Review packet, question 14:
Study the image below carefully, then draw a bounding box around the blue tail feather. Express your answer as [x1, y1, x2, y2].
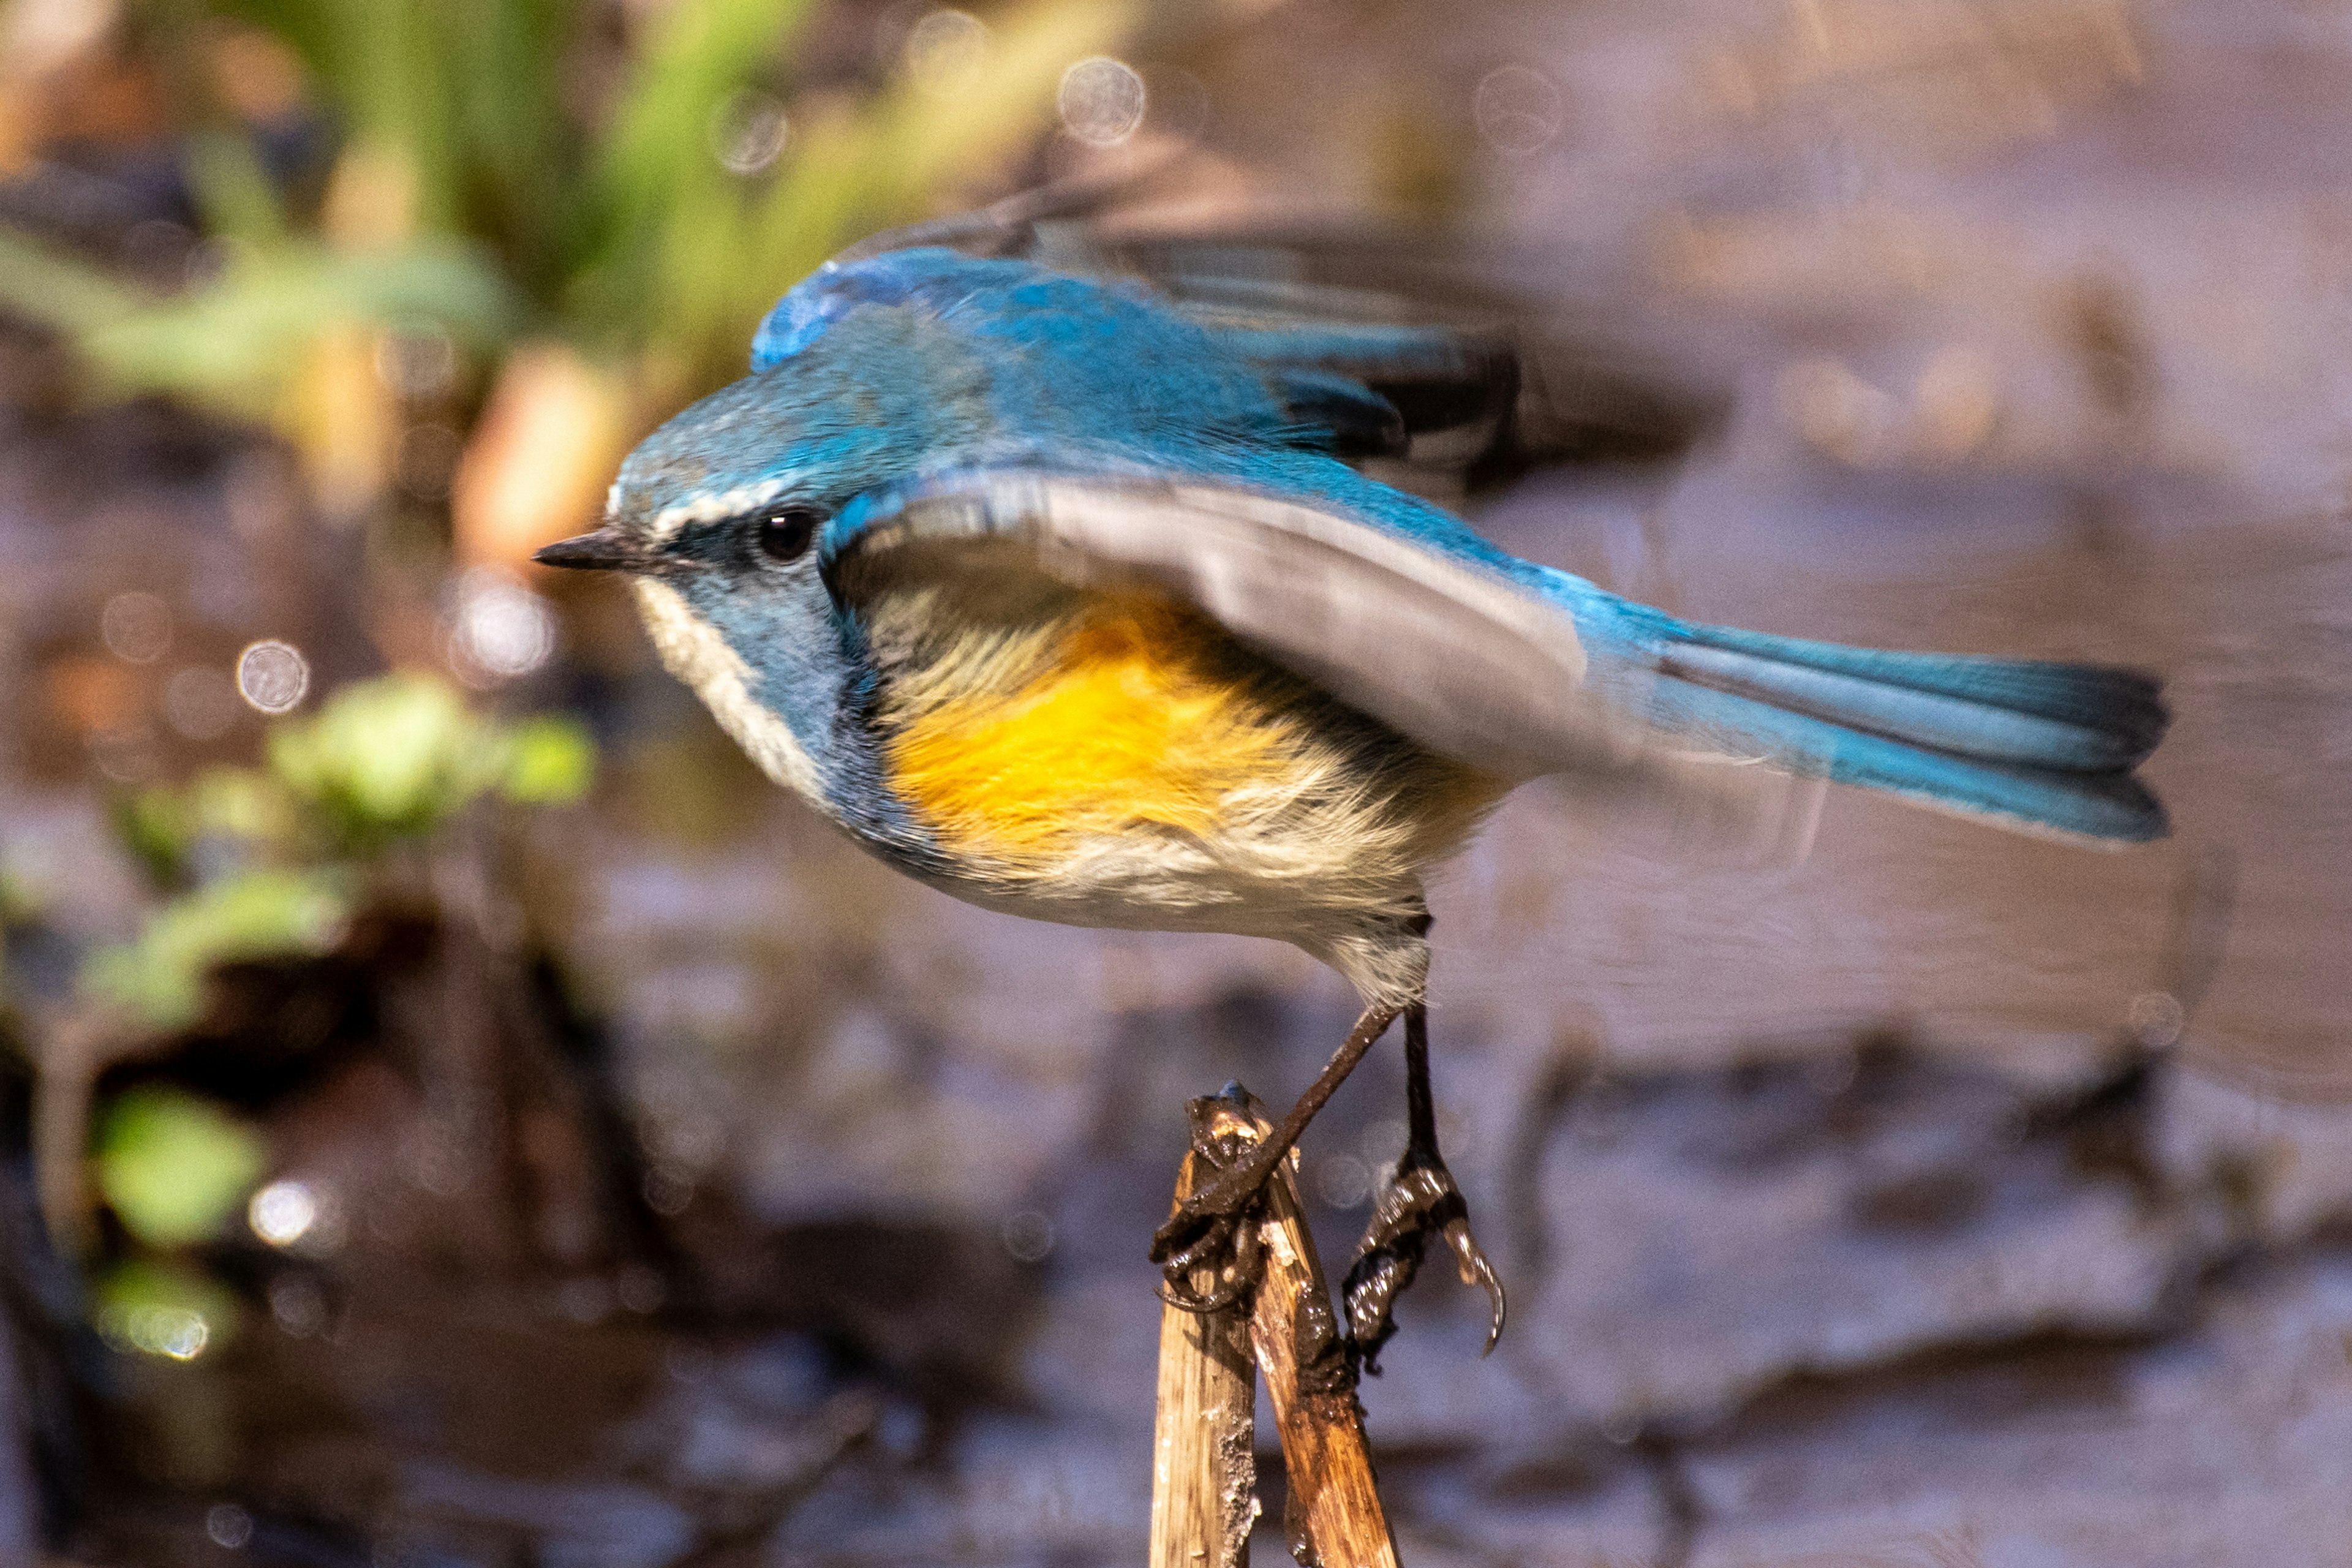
[1668, 624, 2166, 769]
[1622, 622, 2170, 844]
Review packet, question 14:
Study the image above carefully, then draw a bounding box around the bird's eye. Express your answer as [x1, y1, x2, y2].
[753, 505, 823, 565]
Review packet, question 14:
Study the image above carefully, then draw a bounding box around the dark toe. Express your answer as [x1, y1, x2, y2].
[1341, 1158, 1507, 1371]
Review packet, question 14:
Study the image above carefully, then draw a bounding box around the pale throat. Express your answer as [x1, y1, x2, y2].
[630, 578, 829, 809]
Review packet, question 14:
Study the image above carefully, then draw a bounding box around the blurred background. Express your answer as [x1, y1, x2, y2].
[1, 0, 2349, 1562]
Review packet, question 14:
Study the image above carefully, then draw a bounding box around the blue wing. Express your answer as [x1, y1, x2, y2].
[764, 212, 1727, 480]
[823, 466, 2169, 848]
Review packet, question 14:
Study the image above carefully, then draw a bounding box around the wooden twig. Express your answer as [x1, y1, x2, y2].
[1229, 1102, 1399, 1568]
[1150, 1102, 1259, 1568]
[1153, 1090, 1400, 1568]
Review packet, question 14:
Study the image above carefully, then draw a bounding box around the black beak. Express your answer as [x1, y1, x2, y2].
[533, 527, 643, 573]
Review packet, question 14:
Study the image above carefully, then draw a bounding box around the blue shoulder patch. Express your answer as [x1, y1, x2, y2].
[752, 247, 1302, 455]
[750, 248, 1126, 371]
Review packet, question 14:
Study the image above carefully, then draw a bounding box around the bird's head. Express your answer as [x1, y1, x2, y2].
[531, 301, 998, 804]
[532, 246, 1281, 805]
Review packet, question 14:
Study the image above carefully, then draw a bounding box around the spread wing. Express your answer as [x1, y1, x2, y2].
[823, 469, 1824, 860]
[1082, 229, 1728, 483]
[820, 172, 1728, 489]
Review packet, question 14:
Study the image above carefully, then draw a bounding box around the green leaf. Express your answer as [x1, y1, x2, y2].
[105, 768, 296, 892]
[263, 674, 600, 845]
[0, 869, 37, 925]
[266, 672, 498, 842]
[77, 239, 517, 417]
[83, 867, 348, 1031]
[596, 0, 1136, 386]
[439, 0, 585, 295]
[0, 229, 145, 338]
[598, 0, 817, 224]
[187, 766, 299, 847]
[215, 0, 589, 297]
[94, 1088, 270, 1250]
[499, 715, 597, 806]
[110, 786, 196, 890]
[304, 0, 461, 233]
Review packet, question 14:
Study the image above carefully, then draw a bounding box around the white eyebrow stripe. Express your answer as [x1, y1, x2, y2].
[647, 477, 788, 542]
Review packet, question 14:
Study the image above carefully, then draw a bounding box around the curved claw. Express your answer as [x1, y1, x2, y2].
[1153, 1215, 1234, 1277]
[1158, 1270, 1249, 1314]
[1341, 1158, 1509, 1372]
[1442, 1213, 1507, 1354]
[1158, 1203, 1266, 1316]
[1149, 1213, 1200, 1265]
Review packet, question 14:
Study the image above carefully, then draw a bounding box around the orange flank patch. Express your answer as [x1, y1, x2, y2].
[884, 598, 1302, 863]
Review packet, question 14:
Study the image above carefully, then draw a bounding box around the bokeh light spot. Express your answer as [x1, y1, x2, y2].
[249, 1180, 319, 1247]
[206, 1503, 254, 1550]
[101, 590, 172, 664]
[617, 1266, 666, 1314]
[448, 568, 557, 685]
[711, 90, 789, 175]
[374, 326, 457, 401]
[1785, 358, 1903, 467]
[1057, 56, 1146, 146]
[102, 1303, 211, 1361]
[88, 729, 157, 785]
[904, 9, 988, 96]
[1359, 1117, 1408, 1167]
[268, 1275, 326, 1337]
[1001, 1210, 1056, 1262]
[237, 641, 311, 714]
[397, 423, 464, 500]
[644, 1166, 694, 1216]
[2130, 990, 2186, 1049]
[559, 1277, 613, 1324]
[183, 235, 244, 289]
[1315, 1153, 1371, 1209]
[1474, 64, 1566, 154]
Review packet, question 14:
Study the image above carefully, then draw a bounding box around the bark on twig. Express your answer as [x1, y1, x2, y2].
[1149, 1106, 1258, 1568]
[1226, 1106, 1398, 1568]
[1153, 1091, 1400, 1568]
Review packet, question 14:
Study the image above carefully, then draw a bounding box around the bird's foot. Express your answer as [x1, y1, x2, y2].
[1150, 1106, 1283, 1314]
[1341, 1153, 1506, 1375]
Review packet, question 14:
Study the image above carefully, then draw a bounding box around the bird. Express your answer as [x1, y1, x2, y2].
[536, 230, 2169, 1372]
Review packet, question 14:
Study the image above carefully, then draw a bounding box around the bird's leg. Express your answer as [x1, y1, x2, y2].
[1150, 1001, 1403, 1295]
[1341, 1003, 1507, 1374]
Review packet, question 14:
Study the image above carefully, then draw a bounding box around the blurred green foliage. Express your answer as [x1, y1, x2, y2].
[6, 0, 1133, 1368]
[501, 712, 600, 805]
[267, 672, 593, 850]
[83, 867, 347, 1030]
[74, 673, 594, 1354]
[94, 1086, 269, 1249]
[0, 0, 1131, 420]
[86, 673, 594, 1029]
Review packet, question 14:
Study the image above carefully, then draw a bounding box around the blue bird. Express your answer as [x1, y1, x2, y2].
[537, 239, 2167, 1368]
